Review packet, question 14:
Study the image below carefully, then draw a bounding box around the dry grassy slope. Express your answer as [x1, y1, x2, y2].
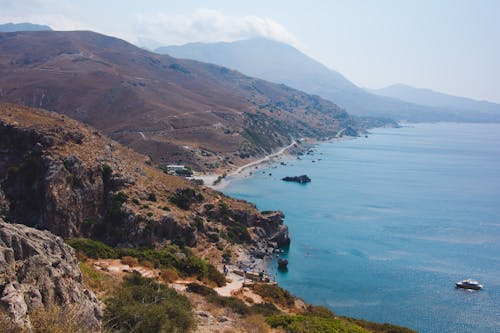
[0, 30, 356, 171]
[0, 103, 288, 260]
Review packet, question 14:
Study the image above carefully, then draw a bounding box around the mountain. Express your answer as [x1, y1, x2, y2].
[0, 31, 357, 172]
[0, 22, 52, 32]
[371, 84, 500, 121]
[157, 39, 500, 122]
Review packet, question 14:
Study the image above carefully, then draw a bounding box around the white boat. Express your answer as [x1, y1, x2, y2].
[455, 279, 483, 290]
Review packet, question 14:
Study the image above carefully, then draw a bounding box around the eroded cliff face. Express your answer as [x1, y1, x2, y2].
[0, 218, 102, 329]
[0, 103, 290, 254]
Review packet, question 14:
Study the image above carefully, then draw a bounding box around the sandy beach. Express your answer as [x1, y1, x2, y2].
[194, 140, 298, 190]
[194, 134, 355, 190]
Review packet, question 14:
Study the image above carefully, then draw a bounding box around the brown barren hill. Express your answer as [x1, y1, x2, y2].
[0, 103, 289, 258]
[0, 30, 357, 171]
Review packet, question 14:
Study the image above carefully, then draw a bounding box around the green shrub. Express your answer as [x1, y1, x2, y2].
[105, 274, 194, 333]
[169, 188, 204, 210]
[194, 215, 204, 230]
[204, 203, 215, 210]
[222, 249, 232, 262]
[207, 232, 220, 243]
[186, 283, 217, 296]
[305, 305, 336, 318]
[132, 198, 140, 205]
[67, 238, 117, 259]
[226, 224, 251, 244]
[253, 283, 295, 308]
[102, 164, 113, 185]
[249, 302, 280, 316]
[342, 318, 418, 333]
[147, 192, 157, 202]
[266, 314, 370, 333]
[207, 264, 226, 287]
[218, 201, 230, 215]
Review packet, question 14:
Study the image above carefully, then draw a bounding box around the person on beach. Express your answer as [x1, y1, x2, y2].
[259, 270, 264, 281]
[223, 264, 228, 276]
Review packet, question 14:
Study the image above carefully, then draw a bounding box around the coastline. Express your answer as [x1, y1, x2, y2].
[193, 140, 299, 190]
[194, 136, 355, 190]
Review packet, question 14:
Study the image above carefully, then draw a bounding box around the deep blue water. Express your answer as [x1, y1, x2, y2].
[223, 123, 500, 333]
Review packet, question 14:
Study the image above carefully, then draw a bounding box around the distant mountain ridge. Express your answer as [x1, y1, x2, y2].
[157, 39, 500, 122]
[0, 22, 52, 32]
[371, 83, 500, 116]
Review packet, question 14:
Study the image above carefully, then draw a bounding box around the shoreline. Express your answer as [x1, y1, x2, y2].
[194, 135, 354, 190]
[193, 139, 300, 190]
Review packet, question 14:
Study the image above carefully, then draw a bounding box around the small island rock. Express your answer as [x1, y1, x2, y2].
[281, 175, 311, 183]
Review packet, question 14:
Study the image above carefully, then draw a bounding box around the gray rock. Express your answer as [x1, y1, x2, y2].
[0, 219, 102, 329]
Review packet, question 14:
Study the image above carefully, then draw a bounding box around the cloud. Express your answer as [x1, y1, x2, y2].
[134, 9, 300, 48]
[0, 0, 91, 31]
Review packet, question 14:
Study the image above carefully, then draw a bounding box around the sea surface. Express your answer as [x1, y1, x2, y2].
[223, 123, 500, 333]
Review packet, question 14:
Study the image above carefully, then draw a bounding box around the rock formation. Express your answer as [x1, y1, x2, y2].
[282, 175, 311, 183]
[0, 218, 102, 329]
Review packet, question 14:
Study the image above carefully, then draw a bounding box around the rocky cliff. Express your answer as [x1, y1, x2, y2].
[0, 218, 102, 329]
[0, 103, 289, 255]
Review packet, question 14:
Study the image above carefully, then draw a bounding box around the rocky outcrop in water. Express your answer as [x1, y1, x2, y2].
[282, 175, 311, 183]
[0, 218, 102, 329]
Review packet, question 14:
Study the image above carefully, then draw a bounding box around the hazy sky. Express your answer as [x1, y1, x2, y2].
[1, 0, 499, 103]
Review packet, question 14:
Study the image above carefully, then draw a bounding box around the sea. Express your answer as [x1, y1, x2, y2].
[222, 123, 500, 333]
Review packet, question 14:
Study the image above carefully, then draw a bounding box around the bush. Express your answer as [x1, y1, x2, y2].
[342, 318, 418, 333]
[250, 303, 280, 316]
[226, 224, 251, 244]
[305, 305, 336, 318]
[147, 192, 157, 202]
[79, 262, 118, 293]
[253, 284, 295, 308]
[121, 256, 139, 267]
[169, 188, 204, 210]
[207, 232, 220, 243]
[67, 238, 117, 259]
[266, 314, 370, 333]
[160, 268, 180, 283]
[194, 215, 204, 230]
[29, 304, 100, 333]
[186, 282, 217, 296]
[102, 164, 113, 185]
[105, 274, 194, 333]
[207, 264, 226, 287]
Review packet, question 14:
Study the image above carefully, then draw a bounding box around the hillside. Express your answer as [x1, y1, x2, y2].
[0, 31, 358, 172]
[157, 38, 500, 122]
[0, 103, 289, 255]
[371, 84, 500, 122]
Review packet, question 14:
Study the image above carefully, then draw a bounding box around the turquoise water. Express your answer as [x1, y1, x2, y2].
[223, 123, 500, 333]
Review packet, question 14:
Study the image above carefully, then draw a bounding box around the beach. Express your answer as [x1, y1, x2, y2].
[194, 140, 298, 190]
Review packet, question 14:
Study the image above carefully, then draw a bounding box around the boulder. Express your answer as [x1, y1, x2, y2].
[0, 219, 102, 329]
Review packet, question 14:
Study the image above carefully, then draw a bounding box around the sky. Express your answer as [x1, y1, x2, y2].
[1, 0, 499, 103]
